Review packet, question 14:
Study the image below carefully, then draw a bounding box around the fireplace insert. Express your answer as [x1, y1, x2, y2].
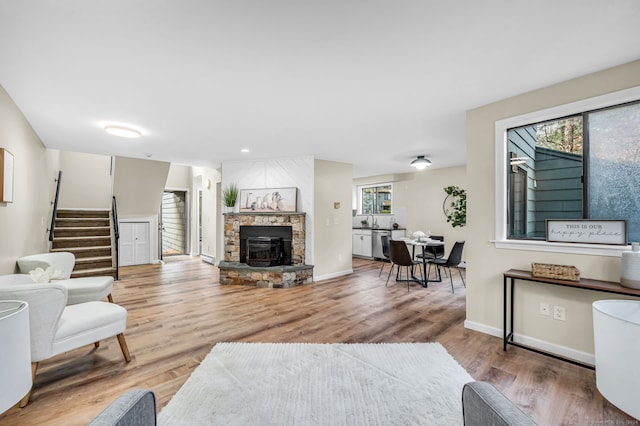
[246, 236, 283, 267]
[240, 225, 292, 266]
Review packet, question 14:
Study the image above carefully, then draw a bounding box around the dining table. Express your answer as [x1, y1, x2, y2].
[402, 238, 445, 287]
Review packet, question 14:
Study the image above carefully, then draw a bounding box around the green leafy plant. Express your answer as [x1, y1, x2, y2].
[222, 183, 239, 208]
[443, 185, 466, 227]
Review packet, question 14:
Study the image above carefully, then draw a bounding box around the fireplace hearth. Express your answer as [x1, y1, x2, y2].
[220, 212, 313, 288]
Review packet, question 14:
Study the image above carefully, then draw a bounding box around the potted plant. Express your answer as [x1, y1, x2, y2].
[222, 183, 239, 213]
[443, 185, 466, 227]
[360, 219, 369, 228]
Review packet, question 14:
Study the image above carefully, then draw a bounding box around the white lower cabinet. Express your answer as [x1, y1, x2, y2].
[352, 229, 373, 257]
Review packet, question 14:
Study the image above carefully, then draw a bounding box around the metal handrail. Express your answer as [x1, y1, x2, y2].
[48, 171, 63, 242]
[112, 196, 120, 280]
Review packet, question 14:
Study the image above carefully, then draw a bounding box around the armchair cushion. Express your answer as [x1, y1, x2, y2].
[56, 276, 114, 305]
[53, 301, 127, 356]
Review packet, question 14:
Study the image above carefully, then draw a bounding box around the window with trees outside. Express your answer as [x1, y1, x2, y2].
[507, 100, 640, 243]
[360, 184, 392, 215]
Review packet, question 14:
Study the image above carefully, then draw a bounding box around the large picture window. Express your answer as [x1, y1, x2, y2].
[506, 101, 640, 243]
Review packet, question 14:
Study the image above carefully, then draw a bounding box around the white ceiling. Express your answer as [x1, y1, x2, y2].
[1, 1, 639, 178]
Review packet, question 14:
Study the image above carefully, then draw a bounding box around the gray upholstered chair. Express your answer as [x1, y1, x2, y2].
[462, 381, 536, 425]
[89, 389, 156, 426]
[17, 252, 114, 304]
[0, 278, 131, 407]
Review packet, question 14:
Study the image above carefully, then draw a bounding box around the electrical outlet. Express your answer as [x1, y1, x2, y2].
[539, 302, 550, 316]
[553, 305, 566, 321]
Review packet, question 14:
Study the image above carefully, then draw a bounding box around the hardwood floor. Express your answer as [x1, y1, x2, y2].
[1, 257, 634, 425]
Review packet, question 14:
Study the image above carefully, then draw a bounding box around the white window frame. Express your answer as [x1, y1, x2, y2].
[493, 86, 640, 257]
[358, 182, 393, 215]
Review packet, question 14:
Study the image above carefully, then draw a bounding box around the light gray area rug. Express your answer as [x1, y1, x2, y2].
[159, 342, 474, 425]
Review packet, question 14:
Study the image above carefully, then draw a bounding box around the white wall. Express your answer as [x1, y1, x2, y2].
[221, 156, 315, 265]
[191, 167, 220, 258]
[465, 59, 640, 363]
[0, 84, 60, 273]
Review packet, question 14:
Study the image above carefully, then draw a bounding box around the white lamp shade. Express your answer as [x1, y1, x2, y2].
[0, 301, 31, 413]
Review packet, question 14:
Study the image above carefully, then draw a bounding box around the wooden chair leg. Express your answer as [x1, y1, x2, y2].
[117, 333, 132, 362]
[107, 293, 114, 303]
[19, 362, 39, 408]
[95, 341, 100, 348]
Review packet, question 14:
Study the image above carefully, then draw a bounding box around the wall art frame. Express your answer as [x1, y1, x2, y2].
[239, 187, 297, 212]
[546, 219, 627, 245]
[0, 148, 14, 203]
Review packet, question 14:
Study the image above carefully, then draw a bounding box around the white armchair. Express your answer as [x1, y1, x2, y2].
[17, 252, 114, 304]
[0, 278, 131, 407]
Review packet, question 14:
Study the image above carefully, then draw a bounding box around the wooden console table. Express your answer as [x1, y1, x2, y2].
[503, 269, 640, 369]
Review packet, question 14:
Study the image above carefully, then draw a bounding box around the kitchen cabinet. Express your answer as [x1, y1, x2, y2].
[352, 229, 372, 257]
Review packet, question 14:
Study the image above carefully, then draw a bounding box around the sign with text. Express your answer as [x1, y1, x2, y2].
[546, 220, 627, 245]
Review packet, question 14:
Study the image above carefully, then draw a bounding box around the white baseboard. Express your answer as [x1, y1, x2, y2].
[464, 320, 595, 366]
[200, 254, 215, 265]
[314, 269, 353, 282]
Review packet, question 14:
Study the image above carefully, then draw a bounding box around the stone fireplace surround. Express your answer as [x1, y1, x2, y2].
[219, 212, 313, 288]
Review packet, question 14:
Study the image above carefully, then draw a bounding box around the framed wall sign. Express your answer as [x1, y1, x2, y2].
[0, 148, 14, 203]
[546, 219, 627, 245]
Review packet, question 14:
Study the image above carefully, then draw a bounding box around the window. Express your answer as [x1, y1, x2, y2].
[506, 101, 640, 243]
[359, 184, 392, 214]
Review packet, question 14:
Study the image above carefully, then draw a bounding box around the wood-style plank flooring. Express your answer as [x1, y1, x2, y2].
[1, 257, 634, 425]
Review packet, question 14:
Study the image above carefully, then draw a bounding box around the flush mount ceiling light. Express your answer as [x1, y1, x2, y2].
[410, 155, 432, 170]
[240, 148, 250, 153]
[104, 125, 142, 138]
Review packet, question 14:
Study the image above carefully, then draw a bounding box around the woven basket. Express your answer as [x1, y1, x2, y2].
[531, 263, 580, 281]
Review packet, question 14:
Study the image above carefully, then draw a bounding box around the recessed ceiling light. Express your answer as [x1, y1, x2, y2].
[240, 148, 250, 153]
[104, 125, 142, 138]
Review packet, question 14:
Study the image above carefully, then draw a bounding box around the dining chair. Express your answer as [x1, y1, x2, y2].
[386, 240, 424, 291]
[378, 235, 391, 277]
[427, 240, 465, 293]
[414, 235, 445, 261]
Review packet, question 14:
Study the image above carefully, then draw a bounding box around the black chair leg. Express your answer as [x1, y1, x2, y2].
[385, 264, 395, 287]
[448, 266, 455, 293]
[378, 260, 387, 277]
[458, 267, 466, 287]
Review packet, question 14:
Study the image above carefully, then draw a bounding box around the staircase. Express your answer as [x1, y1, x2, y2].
[51, 209, 117, 279]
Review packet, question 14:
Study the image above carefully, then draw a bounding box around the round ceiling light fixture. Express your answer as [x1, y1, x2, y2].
[410, 155, 432, 170]
[104, 125, 142, 138]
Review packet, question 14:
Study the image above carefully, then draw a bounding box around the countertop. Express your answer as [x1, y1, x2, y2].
[352, 227, 406, 231]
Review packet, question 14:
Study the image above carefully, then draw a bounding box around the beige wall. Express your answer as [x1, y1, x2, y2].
[0, 85, 60, 273]
[313, 160, 353, 279]
[112, 156, 171, 263]
[58, 151, 112, 209]
[165, 164, 192, 189]
[393, 166, 467, 256]
[466, 60, 640, 361]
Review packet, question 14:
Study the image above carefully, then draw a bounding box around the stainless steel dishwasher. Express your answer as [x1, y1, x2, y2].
[371, 230, 390, 260]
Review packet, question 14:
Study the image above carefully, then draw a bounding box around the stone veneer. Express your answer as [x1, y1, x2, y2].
[220, 212, 313, 287]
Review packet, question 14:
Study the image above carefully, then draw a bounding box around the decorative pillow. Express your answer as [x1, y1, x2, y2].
[29, 267, 64, 283]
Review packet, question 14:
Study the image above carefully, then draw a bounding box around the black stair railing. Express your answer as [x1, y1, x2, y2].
[112, 196, 120, 280]
[48, 171, 63, 242]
